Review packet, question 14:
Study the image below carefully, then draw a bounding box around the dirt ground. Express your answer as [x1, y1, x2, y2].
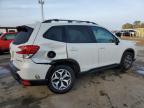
[0, 46, 144, 108]
[121, 36, 144, 46]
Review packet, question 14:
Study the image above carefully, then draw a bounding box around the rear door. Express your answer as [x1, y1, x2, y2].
[66, 25, 99, 72]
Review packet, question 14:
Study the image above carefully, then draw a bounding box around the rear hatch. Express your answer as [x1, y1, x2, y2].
[10, 22, 41, 68]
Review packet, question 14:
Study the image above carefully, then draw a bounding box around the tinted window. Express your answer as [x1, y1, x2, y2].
[4, 33, 16, 40]
[92, 26, 115, 43]
[43, 26, 64, 42]
[13, 26, 33, 45]
[66, 26, 95, 43]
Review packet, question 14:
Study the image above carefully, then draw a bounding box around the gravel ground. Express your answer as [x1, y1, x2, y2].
[0, 46, 144, 108]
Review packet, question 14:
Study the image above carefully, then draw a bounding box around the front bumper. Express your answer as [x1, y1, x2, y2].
[8, 61, 47, 86]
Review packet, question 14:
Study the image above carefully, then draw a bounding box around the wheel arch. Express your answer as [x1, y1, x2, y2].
[120, 48, 135, 63]
[45, 59, 81, 79]
[123, 48, 135, 58]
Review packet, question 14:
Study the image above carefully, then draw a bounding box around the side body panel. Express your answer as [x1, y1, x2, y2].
[32, 24, 67, 64]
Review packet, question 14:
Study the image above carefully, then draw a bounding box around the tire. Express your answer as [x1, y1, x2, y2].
[47, 65, 75, 94]
[0, 50, 3, 55]
[120, 52, 134, 71]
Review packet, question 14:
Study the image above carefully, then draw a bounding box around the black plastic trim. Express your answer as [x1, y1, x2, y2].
[8, 61, 21, 83]
[80, 64, 119, 75]
[45, 59, 81, 79]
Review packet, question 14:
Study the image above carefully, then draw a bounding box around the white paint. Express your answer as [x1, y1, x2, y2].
[10, 21, 137, 80]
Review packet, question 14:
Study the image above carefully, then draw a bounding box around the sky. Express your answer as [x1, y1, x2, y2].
[0, 0, 144, 30]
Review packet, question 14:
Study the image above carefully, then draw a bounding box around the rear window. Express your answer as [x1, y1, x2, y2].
[13, 26, 33, 45]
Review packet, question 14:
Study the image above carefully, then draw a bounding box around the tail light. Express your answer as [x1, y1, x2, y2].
[16, 45, 40, 55]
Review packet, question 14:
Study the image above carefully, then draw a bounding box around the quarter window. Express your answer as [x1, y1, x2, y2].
[92, 26, 115, 43]
[43, 26, 64, 42]
[66, 26, 95, 43]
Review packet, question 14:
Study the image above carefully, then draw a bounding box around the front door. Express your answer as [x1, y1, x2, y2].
[91, 26, 120, 67]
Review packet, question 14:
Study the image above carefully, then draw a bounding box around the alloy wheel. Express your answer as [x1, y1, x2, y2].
[51, 69, 72, 90]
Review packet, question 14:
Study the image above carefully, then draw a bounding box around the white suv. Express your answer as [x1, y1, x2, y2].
[9, 19, 136, 93]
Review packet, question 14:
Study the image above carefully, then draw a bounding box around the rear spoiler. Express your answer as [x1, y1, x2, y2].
[16, 26, 32, 32]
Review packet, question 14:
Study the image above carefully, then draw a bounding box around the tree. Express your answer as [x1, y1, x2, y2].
[122, 23, 133, 29]
[133, 21, 141, 28]
[122, 21, 144, 29]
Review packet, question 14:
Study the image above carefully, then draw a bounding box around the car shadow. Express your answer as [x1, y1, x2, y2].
[0, 52, 10, 55]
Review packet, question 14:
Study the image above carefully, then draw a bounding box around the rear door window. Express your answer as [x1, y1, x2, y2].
[43, 26, 64, 42]
[13, 26, 33, 45]
[66, 25, 95, 43]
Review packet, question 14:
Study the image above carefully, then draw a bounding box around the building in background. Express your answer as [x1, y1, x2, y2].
[122, 21, 144, 38]
[135, 28, 144, 38]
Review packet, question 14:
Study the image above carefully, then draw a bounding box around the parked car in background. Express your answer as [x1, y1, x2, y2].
[0, 32, 17, 54]
[0, 32, 2, 36]
[115, 31, 122, 37]
[128, 30, 136, 36]
[115, 29, 136, 37]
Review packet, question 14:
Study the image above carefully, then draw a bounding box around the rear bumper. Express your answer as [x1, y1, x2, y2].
[8, 61, 47, 86]
[8, 61, 21, 83]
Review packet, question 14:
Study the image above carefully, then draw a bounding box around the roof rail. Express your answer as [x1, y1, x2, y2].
[43, 19, 97, 25]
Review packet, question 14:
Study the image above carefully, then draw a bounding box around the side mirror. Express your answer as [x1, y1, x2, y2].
[115, 38, 120, 45]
